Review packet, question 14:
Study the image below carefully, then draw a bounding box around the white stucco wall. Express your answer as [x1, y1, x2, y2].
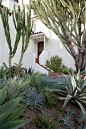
[0, 14, 9, 67]
[48, 31, 76, 69]
[36, 20, 50, 38]
[0, 0, 77, 73]
[2, 0, 9, 8]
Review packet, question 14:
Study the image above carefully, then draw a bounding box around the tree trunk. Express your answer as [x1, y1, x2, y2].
[75, 53, 86, 72]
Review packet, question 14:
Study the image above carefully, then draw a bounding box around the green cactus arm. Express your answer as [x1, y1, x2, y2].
[11, 32, 21, 58]
[1, 7, 12, 53]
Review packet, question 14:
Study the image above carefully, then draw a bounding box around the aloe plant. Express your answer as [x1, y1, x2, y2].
[49, 70, 86, 113]
[0, 87, 32, 129]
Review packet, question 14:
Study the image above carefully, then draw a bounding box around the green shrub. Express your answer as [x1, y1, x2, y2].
[0, 87, 32, 129]
[44, 91, 58, 107]
[35, 114, 57, 129]
[61, 66, 69, 74]
[22, 87, 45, 108]
[46, 55, 62, 73]
[80, 71, 86, 75]
[0, 65, 11, 78]
[45, 55, 75, 74]
[29, 72, 49, 92]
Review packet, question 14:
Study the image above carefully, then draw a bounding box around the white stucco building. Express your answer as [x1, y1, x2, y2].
[0, 0, 76, 74]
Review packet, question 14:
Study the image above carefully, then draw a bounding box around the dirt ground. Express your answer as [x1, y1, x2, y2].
[19, 100, 85, 129]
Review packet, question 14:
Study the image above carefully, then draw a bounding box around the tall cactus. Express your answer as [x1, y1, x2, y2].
[17, 0, 33, 65]
[0, 0, 32, 67]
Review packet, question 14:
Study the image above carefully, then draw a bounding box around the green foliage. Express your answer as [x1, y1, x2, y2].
[77, 113, 85, 125]
[80, 71, 86, 75]
[44, 90, 64, 112]
[0, 87, 32, 129]
[44, 91, 58, 107]
[0, 65, 10, 78]
[23, 73, 31, 81]
[61, 66, 69, 74]
[46, 55, 62, 73]
[0, 76, 30, 102]
[76, 113, 86, 128]
[29, 72, 49, 92]
[22, 87, 45, 108]
[47, 76, 68, 90]
[58, 115, 73, 129]
[48, 70, 86, 113]
[58, 106, 77, 129]
[25, 66, 35, 75]
[10, 63, 26, 77]
[35, 114, 57, 129]
[46, 55, 74, 74]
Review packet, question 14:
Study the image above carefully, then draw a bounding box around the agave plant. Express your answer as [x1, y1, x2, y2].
[25, 66, 35, 75]
[0, 87, 32, 129]
[49, 70, 86, 113]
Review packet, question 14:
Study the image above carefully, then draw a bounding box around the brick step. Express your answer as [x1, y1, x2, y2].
[35, 58, 56, 76]
[35, 58, 39, 63]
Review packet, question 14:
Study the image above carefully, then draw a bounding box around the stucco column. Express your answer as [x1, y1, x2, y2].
[44, 36, 45, 51]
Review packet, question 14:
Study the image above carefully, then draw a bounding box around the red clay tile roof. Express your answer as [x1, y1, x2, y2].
[31, 31, 43, 35]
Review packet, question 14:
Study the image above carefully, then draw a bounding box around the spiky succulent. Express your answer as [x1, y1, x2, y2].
[49, 70, 86, 113]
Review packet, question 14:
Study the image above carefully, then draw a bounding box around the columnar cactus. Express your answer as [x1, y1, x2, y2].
[0, 0, 32, 67]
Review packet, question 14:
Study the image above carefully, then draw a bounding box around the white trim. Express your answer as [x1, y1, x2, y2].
[10, 0, 18, 7]
[31, 32, 49, 40]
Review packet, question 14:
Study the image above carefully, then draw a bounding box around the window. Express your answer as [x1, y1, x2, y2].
[13, 0, 19, 3]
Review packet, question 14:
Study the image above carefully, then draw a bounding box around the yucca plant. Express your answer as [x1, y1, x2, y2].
[0, 76, 30, 102]
[49, 70, 86, 113]
[0, 87, 32, 129]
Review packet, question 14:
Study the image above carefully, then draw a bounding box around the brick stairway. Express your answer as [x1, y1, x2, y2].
[35, 58, 86, 79]
[35, 58, 64, 78]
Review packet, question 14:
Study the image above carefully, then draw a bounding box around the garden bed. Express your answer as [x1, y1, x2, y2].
[19, 100, 84, 129]
[0, 71, 86, 129]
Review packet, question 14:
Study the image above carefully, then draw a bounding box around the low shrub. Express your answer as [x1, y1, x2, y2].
[44, 91, 58, 107]
[29, 72, 49, 92]
[46, 55, 62, 73]
[22, 87, 45, 108]
[45, 55, 75, 74]
[35, 114, 57, 129]
[0, 65, 11, 78]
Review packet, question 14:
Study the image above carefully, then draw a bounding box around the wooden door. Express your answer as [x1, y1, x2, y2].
[38, 41, 44, 57]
